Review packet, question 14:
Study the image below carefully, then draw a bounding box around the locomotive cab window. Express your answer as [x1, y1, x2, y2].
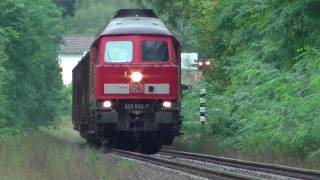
[104, 41, 133, 62]
[142, 41, 168, 62]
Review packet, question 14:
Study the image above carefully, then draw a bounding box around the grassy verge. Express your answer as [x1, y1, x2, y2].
[176, 82, 320, 171]
[169, 134, 320, 170]
[0, 124, 135, 180]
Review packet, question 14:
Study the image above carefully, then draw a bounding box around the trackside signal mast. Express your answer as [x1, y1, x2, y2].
[200, 88, 206, 127]
[197, 58, 212, 127]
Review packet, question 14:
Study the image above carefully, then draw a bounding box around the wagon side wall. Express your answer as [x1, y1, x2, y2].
[72, 53, 91, 130]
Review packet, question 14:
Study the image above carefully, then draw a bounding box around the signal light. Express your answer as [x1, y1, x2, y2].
[197, 59, 212, 70]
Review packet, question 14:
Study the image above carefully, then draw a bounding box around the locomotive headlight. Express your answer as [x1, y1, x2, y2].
[102, 100, 112, 109]
[205, 61, 211, 66]
[162, 101, 172, 109]
[131, 72, 143, 82]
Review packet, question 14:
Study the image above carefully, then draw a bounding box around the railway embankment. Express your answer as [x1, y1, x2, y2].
[176, 84, 320, 171]
[2, 121, 320, 180]
[0, 123, 202, 180]
[0, 126, 135, 180]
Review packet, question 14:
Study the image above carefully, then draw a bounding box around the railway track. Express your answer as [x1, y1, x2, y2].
[112, 149, 320, 180]
[159, 150, 320, 180]
[113, 149, 261, 180]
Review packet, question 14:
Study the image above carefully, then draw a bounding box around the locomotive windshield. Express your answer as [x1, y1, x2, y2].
[142, 41, 168, 62]
[104, 41, 133, 62]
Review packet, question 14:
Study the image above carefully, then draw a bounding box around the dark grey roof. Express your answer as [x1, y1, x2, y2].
[114, 9, 157, 18]
[100, 17, 172, 36]
[61, 36, 95, 54]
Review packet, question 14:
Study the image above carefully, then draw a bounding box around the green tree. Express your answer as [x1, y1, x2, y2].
[1, 0, 64, 129]
[0, 48, 8, 128]
[0, 0, 25, 128]
[64, 0, 140, 35]
[54, 0, 76, 17]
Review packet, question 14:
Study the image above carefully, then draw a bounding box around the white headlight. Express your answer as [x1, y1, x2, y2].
[103, 100, 112, 108]
[131, 72, 143, 82]
[162, 101, 172, 108]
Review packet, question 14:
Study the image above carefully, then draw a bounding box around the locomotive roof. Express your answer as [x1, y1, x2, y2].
[113, 9, 157, 18]
[99, 9, 172, 37]
[100, 17, 172, 36]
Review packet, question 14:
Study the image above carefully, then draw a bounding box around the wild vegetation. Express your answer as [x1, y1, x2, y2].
[0, 1, 139, 179]
[1, 0, 319, 173]
[0, 0, 65, 134]
[138, 0, 320, 167]
[63, 0, 139, 35]
[0, 125, 135, 180]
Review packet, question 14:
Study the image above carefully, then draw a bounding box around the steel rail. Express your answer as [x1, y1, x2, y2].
[112, 149, 260, 180]
[160, 150, 320, 180]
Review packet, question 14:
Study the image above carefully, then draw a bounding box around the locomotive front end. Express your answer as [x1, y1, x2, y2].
[93, 34, 181, 146]
[72, 9, 181, 154]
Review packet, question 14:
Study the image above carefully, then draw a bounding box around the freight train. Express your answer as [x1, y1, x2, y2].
[72, 9, 181, 154]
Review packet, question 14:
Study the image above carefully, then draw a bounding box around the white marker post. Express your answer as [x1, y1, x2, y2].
[200, 88, 206, 127]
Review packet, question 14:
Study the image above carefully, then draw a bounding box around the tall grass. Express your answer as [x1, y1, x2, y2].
[0, 126, 135, 180]
[169, 134, 320, 170]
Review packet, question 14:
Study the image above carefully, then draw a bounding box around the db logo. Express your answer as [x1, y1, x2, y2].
[130, 84, 144, 93]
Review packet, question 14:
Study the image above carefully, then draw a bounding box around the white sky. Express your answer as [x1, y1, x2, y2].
[59, 55, 82, 84]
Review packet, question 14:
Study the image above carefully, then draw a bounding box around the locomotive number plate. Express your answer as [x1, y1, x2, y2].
[129, 84, 144, 93]
[124, 104, 150, 110]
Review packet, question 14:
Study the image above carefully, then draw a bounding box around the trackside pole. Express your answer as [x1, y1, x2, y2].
[197, 58, 212, 128]
[200, 88, 206, 128]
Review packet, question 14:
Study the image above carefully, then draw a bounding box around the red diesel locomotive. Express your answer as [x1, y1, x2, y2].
[72, 9, 181, 154]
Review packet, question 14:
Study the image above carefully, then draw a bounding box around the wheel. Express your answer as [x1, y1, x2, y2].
[138, 141, 161, 155]
[160, 133, 175, 145]
[80, 133, 102, 146]
[115, 136, 139, 151]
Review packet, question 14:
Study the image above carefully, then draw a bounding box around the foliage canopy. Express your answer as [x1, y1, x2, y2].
[63, 0, 140, 35]
[0, 0, 64, 131]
